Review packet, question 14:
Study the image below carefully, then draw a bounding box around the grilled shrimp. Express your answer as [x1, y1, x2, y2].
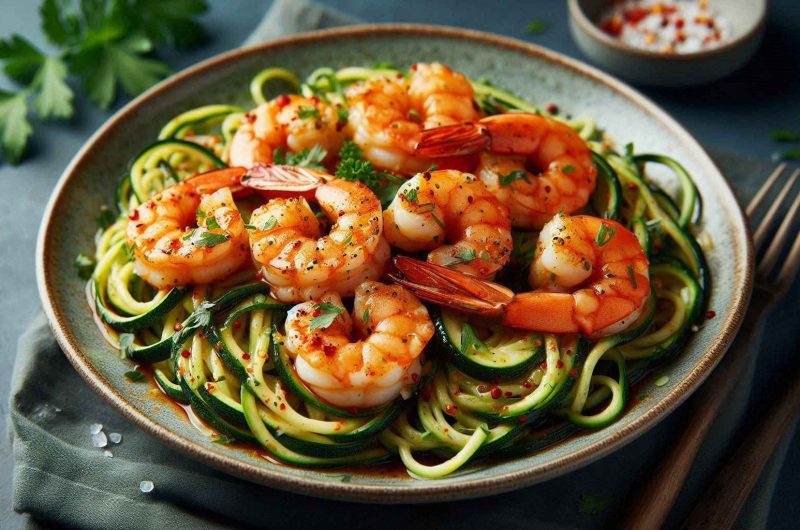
[345, 62, 480, 174]
[284, 281, 434, 408]
[391, 214, 650, 338]
[383, 169, 513, 278]
[227, 95, 346, 168]
[126, 167, 250, 289]
[245, 166, 390, 302]
[416, 113, 597, 229]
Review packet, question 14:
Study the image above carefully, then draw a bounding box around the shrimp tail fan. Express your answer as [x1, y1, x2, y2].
[240, 164, 331, 192]
[389, 256, 511, 317]
[187, 166, 249, 196]
[414, 122, 491, 158]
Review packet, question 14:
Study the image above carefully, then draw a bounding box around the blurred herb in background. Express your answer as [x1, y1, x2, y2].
[0, 0, 208, 164]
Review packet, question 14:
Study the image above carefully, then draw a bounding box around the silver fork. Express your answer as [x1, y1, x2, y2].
[623, 163, 800, 530]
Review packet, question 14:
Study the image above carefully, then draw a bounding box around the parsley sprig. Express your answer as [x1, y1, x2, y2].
[309, 303, 344, 331]
[272, 145, 327, 170]
[0, 0, 208, 164]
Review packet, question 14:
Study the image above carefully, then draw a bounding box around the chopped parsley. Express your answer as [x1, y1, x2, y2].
[194, 231, 229, 248]
[309, 303, 344, 330]
[627, 264, 638, 288]
[499, 169, 530, 187]
[335, 140, 383, 191]
[336, 106, 348, 123]
[297, 106, 321, 120]
[205, 216, 220, 230]
[526, 19, 548, 35]
[779, 148, 800, 161]
[594, 223, 617, 246]
[342, 234, 352, 246]
[95, 206, 116, 229]
[124, 370, 146, 382]
[73, 253, 96, 279]
[118, 333, 135, 358]
[562, 165, 576, 174]
[770, 129, 800, 142]
[460, 323, 489, 356]
[122, 242, 136, 262]
[212, 435, 234, 445]
[261, 216, 277, 231]
[362, 309, 370, 324]
[196, 207, 206, 219]
[404, 187, 419, 203]
[272, 144, 327, 170]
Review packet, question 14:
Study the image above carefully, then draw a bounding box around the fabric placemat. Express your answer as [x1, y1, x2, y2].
[10, 1, 796, 528]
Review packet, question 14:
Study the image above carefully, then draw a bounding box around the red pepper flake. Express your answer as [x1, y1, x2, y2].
[312, 307, 322, 317]
[310, 335, 322, 347]
[242, 352, 251, 360]
[522, 381, 532, 389]
[569, 368, 579, 378]
[173, 322, 183, 331]
[411, 373, 419, 382]
[279, 403, 286, 410]
[539, 362, 547, 371]
[518, 415, 527, 424]
[504, 391, 513, 397]
[545, 102, 559, 114]
[233, 321, 241, 329]
[565, 349, 573, 356]
[628, 182, 639, 190]
[675, 17, 685, 29]
[490, 387, 502, 399]
[624, 6, 649, 24]
[706, 310, 716, 319]
[322, 343, 336, 356]
[445, 404, 458, 415]
[556, 360, 565, 369]
[180, 349, 190, 358]
[275, 94, 291, 107]
[128, 209, 140, 221]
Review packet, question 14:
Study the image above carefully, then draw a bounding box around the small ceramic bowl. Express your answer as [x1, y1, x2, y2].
[568, 0, 767, 87]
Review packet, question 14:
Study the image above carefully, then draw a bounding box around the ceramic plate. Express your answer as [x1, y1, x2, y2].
[36, 25, 752, 502]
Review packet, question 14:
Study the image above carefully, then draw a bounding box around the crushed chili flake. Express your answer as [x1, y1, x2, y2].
[556, 359, 565, 369]
[445, 404, 458, 415]
[706, 310, 716, 319]
[173, 323, 183, 331]
[128, 209, 139, 221]
[242, 353, 251, 360]
[599, 0, 730, 54]
[518, 415, 528, 424]
[490, 387, 502, 399]
[233, 321, 241, 329]
[180, 349, 190, 358]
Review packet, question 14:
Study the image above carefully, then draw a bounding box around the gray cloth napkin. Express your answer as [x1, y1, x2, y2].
[10, 1, 798, 528]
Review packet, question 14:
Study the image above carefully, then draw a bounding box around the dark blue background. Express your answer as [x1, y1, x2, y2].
[1, 0, 798, 527]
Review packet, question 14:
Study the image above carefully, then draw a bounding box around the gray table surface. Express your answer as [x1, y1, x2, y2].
[2, 0, 799, 528]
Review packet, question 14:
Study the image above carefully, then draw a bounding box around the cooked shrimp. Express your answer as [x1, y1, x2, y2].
[284, 281, 434, 408]
[245, 166, 390, 302]
[227, 95, 346, 168]
[345, 62, 480, 174]
[391, 214, 650, 337]
[415, 113, 597, 229]
[383, 169, 512, 278]
[126, 167, 250, 289]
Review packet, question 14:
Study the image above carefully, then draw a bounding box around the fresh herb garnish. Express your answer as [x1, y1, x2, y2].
[205, 216, 220, 230]
[244, 224, 257, 231]
[96, 205, 116, 229]
[460, 323, 488, 356]
[0, 0, 208, 164]
[342, 234, 352, 246]
[335, 140, 383, 191]
[124, 369, 146, 382]
[261, 216, 277, 231]
[562, 165, 576, 174]
[779, 148, 800, 161]
[404, 187, 418, 203]
[196, 207, 205, 218]
[194, 231, 229, 248]
[627, 264, 638, 288]
[770, 129, 800, 142]
[122, 242, 136, 261]
[362, 309, 370, 324]
[499, 169, 530, 187]
[297, 106, 321, 120]
[118, 333, 135, 358]
[309, 303, 344, 330]
[430, 213, 446, 232]
[594, 223, 617, 246]
[447, 248, 477, 267]
[272, 144, 327, 170]
[336, 106, 348, 123]
[426, 164, 438, 172]
[212, 435, 234, 445]
[182, 228, 196, 241]
[526, 19, 548, 35]
[73, 253, 96, 279]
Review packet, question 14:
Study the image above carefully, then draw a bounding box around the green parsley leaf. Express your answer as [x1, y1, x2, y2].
[40, 0, 82, 47]
[244, 224, 257, 231]
[627, 264, 638, 289]
[124, 369, 146, 382]
[132, 0, 209, 48]
[342, 234, 352, 246]
[32, 56, 74, 119]
[297, 106, 321, 120]
[205, 216, 220, 230]
[309, 303, 344, 331]
[262, 216, 277, 231]
[196, 207, 206, 218]
[273, 144, 327, 169]
[770, 129, 800, 142]
[404, 187, 418, 203]
[73, 252, 96, 279]
[362, 309, 370, 324]
[460, 323, 488, 356]
[594, 223, 617, 246]
[499, 169, 530, 187]
[212, 434, 234, 445]
[335, 140, 383, 190]
[96, 205, 116, 229]
[371, 61, 396, 70]
[426, 164, 438, 172]
[118, 333, 135, 358]
[0, 91, 32, 164]
[122, 242, 136, 261]
[448, 248, 476, 267]
[526, 19, 548, 35]
[194, 231, 230, 248]
[336, 106, 348, 123]
[562, 165, 576, 174]
[0, 35, 44, 83]
[780, 148, 800, 161]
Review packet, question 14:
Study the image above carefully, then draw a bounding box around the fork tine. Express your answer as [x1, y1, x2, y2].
[753, 169, 800, 251]
[757, 181, 800, 280]
[776, 228, 800, 289]
[747, 163, 786, 219]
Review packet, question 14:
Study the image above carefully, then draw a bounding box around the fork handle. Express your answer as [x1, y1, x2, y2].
[620, 300, 766, 530]
[682, 363, 800, 528]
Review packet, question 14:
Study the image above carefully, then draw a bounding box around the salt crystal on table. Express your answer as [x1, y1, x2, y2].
[92, 431, 108, 448]
[139, 480, 154, 493]
[89, 423, 103, 435]
[109, 432, 122, 444]
[103, 450, 113, 458]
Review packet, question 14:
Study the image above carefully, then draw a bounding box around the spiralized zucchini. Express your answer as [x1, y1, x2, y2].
[82, 63, 709, 478]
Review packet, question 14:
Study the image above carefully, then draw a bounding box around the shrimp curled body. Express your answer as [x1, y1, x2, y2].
[227, 95, 346, 168]
[416, 113, 597, 229]
[391, 214, 650, 338]
[284, 281, 434, 408]
[383, 169, 513, 278]
[126, 168, 250, 289]
[345, 63, 480, 174]
[248, 171, 390, 302]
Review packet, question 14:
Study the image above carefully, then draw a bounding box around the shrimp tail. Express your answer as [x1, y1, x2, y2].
[240, 164, 332, 193]
[414, 122, 490, 158]
[186, 166, 249, 196]
[389, 256, 512, 317]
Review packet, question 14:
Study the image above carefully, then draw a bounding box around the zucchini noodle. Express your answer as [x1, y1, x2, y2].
[82, 63, 709, 478]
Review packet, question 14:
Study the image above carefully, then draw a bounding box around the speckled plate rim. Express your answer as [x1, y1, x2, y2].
[36, 24, 753, 503]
